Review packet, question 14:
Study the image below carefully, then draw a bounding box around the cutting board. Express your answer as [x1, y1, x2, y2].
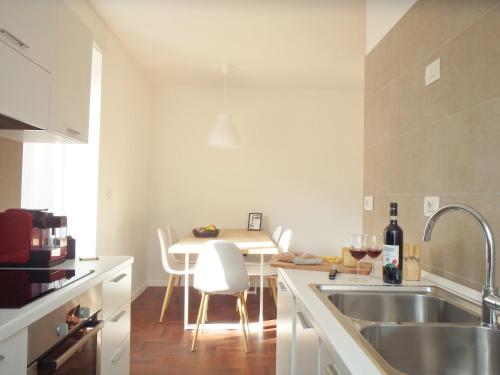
[271, 260, 372, 275]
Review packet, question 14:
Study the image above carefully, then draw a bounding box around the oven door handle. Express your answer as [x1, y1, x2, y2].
[40, 320, 104, 370]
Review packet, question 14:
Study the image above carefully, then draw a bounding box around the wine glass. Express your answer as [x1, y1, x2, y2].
[366, 234, 383, 277]
[349, 234, 367, 280]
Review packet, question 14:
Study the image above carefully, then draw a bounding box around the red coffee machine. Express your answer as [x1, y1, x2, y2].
[0, 209, 68, 267]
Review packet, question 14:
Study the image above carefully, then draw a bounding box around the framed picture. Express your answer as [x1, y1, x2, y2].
[248, 213, 262, 231]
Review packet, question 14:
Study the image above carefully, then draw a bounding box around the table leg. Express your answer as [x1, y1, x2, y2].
[184, 253, 190, 330]
[259, 253, 264, 328]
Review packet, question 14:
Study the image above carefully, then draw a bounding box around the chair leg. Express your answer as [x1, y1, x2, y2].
[241, 291, 250, 339]
[159, 274, 176, 322]
[175, 275, 182, 297]
[237, 293, 249, 353]
[201, 294, 209, 332]
[191, 292, 207, 352]
[268, 277, 277, 306]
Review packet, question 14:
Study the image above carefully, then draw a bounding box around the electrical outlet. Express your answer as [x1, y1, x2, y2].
[425, 58, 441, 86]
[424, 196, 440, 217]
[364, 196, 374, 211]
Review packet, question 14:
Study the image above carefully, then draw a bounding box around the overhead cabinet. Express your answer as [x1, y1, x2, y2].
[49, 1, 92, 143]
[0, 0, 92, 143]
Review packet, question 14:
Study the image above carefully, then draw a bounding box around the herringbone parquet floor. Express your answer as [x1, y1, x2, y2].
[130, 286, 277, 375]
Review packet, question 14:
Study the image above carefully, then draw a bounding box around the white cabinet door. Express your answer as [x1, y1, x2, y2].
[0, 0, 55, 72]
[101, 334, 130, 375]
[276, 273, 295, 375]
[295, 301, 319, 375]
[48, 1, 92, 142]
[0, 328, 28, 375]
[0, 40, 51, 129]
[319, 340, 345, 375]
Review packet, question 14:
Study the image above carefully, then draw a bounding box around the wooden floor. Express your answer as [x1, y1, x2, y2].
[130, 286, 277, 375]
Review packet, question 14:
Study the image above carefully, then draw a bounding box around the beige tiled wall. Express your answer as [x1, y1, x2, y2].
[0, 137, 22, 210]
[363, 0, 500, 290]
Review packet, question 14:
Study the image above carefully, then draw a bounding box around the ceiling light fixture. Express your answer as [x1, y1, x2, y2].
[206, 64, 240, 149]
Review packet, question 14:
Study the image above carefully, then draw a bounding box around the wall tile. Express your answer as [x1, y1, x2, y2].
[364, 2, 500, 291]
[447, 98, 500, 194]
[447, 5, 500, 114]
[365, 85, 392, 146]
[363, 143, 390, 196]
[389, 121, 448, 194]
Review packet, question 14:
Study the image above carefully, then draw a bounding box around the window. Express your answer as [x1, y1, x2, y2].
[22, 46, 103, 257]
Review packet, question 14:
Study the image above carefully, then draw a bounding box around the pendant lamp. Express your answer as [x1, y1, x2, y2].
[206, 65, 240, 149]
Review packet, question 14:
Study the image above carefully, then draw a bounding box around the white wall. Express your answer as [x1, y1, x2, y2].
[366, 0, 417, 54]
[147, 86, 364, 284]
[67, 0, 152, 296]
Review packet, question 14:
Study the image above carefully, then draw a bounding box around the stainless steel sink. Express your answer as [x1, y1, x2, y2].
[311, 284, 486, 374]
[328, 291, 479, 323]
[361, 325, 500, 375]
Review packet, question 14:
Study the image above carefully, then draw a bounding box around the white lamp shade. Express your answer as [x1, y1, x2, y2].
[206, 113, 240, 149]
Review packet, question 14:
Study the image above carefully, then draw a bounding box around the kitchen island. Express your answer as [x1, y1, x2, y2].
[0, 256, 133, 374]
[277, 267, 483, 375]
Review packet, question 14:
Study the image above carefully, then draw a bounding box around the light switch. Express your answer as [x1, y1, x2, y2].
[424, 196, 440, 217]
[364, 196, 374, 211]
[425, 58, 441, 86]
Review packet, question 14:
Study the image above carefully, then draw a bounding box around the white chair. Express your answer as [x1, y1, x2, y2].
[271, 225, 282, 244]
[246, 229, 292, 305]
[191, 240, 250, 352]
[157, 227, 195, 323]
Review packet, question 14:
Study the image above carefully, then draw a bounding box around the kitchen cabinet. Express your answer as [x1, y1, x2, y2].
[0, 0, 92, 143]
[101, 265, 132, 375]
[0, 40, 51, 130]
[48, 1, 92, 143]
[319, 340, 343, 375]
[0, 0, 55, 73]
[295, 300, 319, 375]
[276, 273, 295, 375]
[0, 328, 28, 375]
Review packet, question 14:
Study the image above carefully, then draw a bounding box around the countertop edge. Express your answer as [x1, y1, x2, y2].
[0, 256, 134, 343]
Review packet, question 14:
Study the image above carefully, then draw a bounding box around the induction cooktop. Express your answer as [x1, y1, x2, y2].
[0, 268, 94, 308]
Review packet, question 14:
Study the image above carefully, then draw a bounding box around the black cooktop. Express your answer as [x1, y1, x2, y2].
[0, 268, 94, 308]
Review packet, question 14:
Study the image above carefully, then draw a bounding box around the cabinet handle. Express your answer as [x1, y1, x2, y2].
[111, 345, 126, 364]
[326, 364, 340, 375]
[0, 28, 30, 49]
[0, 354, 5, 362]
[111, 273, 127, 283]
[65, 128, 81, 135]
[278, 281, 287, 292]
[111, 310, 126, 323]
[296, 311, 312, 330]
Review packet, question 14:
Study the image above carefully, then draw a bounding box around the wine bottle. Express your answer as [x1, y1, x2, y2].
[383, 202, 403, 284]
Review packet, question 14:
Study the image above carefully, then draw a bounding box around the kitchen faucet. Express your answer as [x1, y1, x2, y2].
[423, 204, 500, 327]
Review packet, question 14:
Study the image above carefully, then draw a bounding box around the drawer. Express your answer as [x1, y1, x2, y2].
[0, 328, 28, 375]
[102, 266, 132, 319]
[102, 299, 131, 358]
[101, 334, 130, 375]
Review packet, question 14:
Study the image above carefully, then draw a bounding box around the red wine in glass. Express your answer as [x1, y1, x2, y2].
[350, 248, 367, 261]
[367, 248, 382, 259]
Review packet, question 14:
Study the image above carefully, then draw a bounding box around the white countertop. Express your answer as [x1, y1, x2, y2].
[0, 256, 133, 343]
[279, 268, 482, 375]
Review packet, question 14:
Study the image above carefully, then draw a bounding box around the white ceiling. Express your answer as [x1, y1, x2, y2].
[89, 0, 366, 89]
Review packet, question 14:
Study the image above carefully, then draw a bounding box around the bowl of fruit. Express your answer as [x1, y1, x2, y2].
[192, 224, 220, 238]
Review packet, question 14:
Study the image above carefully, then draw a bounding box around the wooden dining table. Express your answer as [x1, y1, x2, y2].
[169, 228, 278, 330]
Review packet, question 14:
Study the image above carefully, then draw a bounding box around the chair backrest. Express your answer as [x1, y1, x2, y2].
[271, 225, 282, 244]
[194, 240, 249, 294]
[278, 229, 292, 253]
[157, 227, 179, 274]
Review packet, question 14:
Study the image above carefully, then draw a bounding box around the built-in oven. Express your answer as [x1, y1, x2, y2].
[27, 285, 103, 375]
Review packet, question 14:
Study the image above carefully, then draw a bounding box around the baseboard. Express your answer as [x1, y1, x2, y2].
[132, 282, 148, 301]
